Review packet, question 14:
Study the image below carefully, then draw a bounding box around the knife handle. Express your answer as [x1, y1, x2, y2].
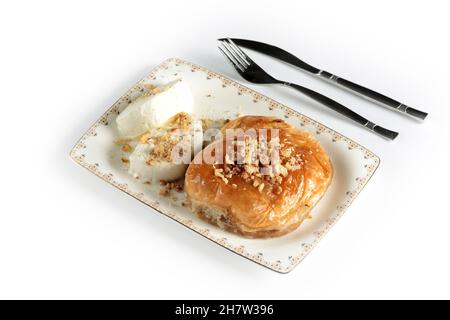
[282, 82, 399, 140]
[318, 70, 428, 120]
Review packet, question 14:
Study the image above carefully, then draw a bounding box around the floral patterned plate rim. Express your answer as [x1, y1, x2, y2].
[70, 58, 380, 273]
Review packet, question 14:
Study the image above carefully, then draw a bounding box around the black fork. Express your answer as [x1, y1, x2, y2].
[218, 38, 399, 140]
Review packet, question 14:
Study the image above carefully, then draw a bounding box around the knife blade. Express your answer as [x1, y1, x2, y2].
[219, 38, 428, 120]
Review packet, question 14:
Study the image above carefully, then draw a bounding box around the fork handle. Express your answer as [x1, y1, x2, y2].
[281, 82, 399, 140]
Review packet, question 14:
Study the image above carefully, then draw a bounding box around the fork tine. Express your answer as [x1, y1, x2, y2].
[218, 45, 245, 72]
[218, 43, 244, 71]
[221, 41, 248, 69]
[222, 40, 249, 67]
[227, 38, 253, 65]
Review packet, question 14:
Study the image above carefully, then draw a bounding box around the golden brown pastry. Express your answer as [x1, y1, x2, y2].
[184, 116, 333, 238]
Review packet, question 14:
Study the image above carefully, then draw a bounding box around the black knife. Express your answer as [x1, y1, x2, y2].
[220, 38, 428, 120]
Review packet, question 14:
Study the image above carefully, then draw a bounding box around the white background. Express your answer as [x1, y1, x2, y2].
[1, 0, 449, 299]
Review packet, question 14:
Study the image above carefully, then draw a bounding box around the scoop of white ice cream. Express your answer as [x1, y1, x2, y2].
[127, 114, 203, 182]
[128, 143, 188, 182]
[116, 79, 194, 139]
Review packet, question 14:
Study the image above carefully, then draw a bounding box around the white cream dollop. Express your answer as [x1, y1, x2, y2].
[127, 115, 203, 182]
[128, 143, 188, 182]
[116, 79, 194, 139]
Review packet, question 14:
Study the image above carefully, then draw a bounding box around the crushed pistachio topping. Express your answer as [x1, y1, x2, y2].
[121, 144, 132, 153]
[159, 179, 183, 196]
[215, 135, 304, 193]
[143, 112, 193, 165]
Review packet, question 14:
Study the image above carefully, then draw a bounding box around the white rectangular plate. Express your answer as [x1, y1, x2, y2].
[70, 58, 379, 273]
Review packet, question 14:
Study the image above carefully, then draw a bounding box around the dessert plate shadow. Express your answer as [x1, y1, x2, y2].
[70, 58, 380, 273]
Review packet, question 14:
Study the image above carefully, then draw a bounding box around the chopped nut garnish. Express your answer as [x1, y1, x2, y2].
[215, 135, 304, 195]
[140, 113, 194, 165]
[244, 164, 258, 175]
[159, 180, 183, 196]
[144, 83, 156, 90]
[139, 132, 150, 144]
[281, 147, 293, 158]
[273, 184, 283, 195]
[144, 84, 161, 95]
[214, 168, 229, 184]
[159, 188, 170, 196]
[121, 144, 132, 152]
[279, 165, 288, 177]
